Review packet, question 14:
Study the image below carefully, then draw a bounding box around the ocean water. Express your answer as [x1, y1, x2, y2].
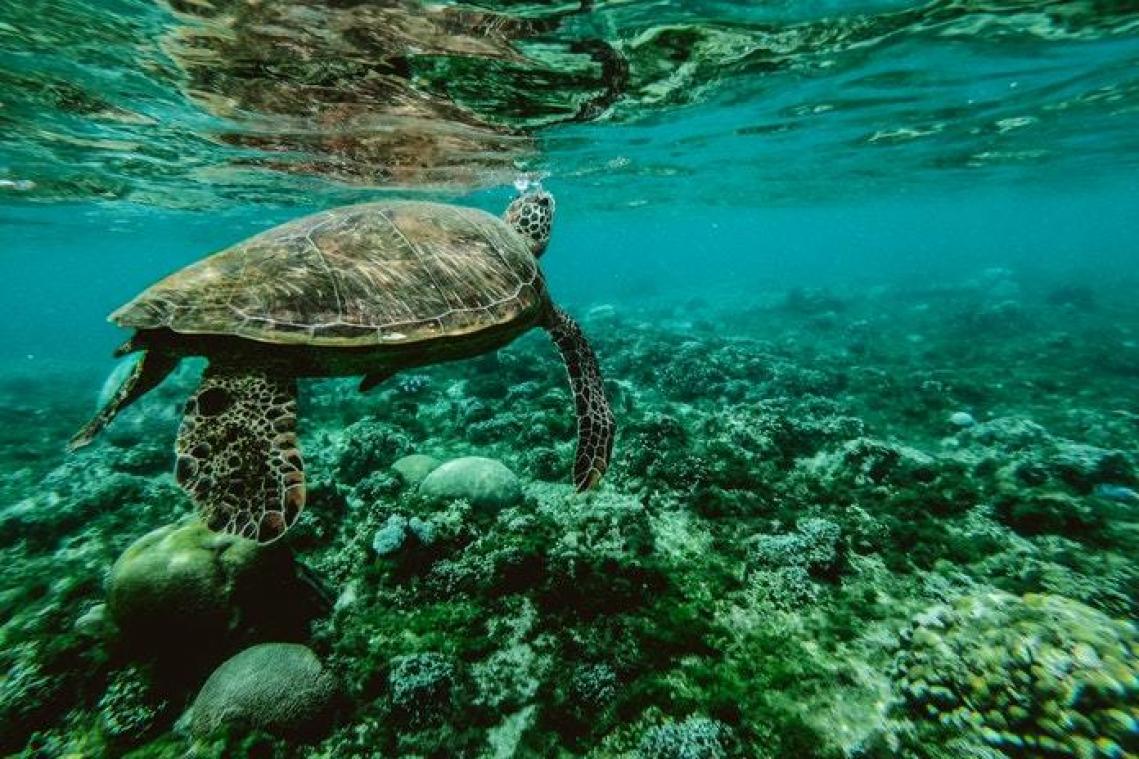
[2, 1, 1139, 757]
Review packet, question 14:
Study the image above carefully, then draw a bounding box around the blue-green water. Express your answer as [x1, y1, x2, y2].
[3, 2, 1139, 757]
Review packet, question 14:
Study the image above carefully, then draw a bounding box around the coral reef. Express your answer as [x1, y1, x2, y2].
[4, 272, 1139, 756]
[890, 591, 1139, 757]
[638, 715, 732, 758]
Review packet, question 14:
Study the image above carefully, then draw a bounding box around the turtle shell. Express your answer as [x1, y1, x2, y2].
[112, 201, 544, 347]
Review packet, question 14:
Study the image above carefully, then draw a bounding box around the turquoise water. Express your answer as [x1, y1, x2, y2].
[3, 2, 1139, 757]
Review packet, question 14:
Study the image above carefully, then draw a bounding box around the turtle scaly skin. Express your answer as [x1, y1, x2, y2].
[545, 306, 612, 488]
[176, 364, 304, 540]
[70, 188, 614, 544]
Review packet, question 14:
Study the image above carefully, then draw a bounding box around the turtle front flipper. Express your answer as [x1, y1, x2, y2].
[69, 348, 179, 451]
[543, 305, 615, 489]
[175, 361, 304, 544]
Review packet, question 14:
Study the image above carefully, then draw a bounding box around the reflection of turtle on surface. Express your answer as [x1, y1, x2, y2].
[70, 186, 615, 544]
[159, 0, 625, 187]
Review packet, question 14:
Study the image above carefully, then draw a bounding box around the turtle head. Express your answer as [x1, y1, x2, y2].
[504, 181, 555, 257]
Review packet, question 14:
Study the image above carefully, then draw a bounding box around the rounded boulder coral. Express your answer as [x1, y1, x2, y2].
[188, 643, 337, 739]
[419, 456, 521, 514]
[890, 591, 1139, 757]
[106, 518, 303, 661]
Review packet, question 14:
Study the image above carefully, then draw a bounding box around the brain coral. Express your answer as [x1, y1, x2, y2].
[890, 591, 1139, 758]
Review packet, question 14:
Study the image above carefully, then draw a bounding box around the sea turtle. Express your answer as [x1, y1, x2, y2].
[69, 185, 615, 543]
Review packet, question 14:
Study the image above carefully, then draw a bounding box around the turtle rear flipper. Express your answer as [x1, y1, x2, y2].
[176, 361, 304, 544]
[544, 305, 615, 489]
[69, 349, 178, 451]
